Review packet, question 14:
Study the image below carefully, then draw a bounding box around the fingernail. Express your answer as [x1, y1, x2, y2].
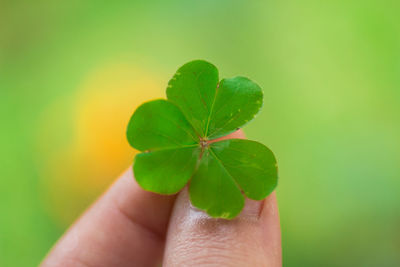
[238, 198, 264, 221]
[186, 196, 264, 222]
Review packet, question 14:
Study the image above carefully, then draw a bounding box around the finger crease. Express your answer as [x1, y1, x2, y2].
[114, 200, 166, 243]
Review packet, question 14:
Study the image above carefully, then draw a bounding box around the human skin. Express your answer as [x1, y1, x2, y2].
[41, 130, 282, 267]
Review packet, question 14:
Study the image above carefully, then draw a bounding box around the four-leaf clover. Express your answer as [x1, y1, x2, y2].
[126, 60, 278, 219]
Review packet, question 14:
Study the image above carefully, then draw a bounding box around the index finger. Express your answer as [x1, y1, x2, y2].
[41, 167, 175, 267]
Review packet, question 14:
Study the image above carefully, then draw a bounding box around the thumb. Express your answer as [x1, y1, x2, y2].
[163, 130, 282, 266]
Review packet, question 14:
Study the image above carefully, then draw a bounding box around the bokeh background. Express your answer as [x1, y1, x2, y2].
[1, 1, 400, 266]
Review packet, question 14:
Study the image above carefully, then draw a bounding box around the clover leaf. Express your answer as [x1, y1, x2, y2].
[126, 60, 278, 219]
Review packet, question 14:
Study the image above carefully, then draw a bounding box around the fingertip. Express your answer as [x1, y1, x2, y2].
[228, 129, 246, 139]
[209, 129, 246, 143]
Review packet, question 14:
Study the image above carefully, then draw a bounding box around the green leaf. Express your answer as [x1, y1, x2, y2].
[189, 147, 245, 219]
[127, 60, 278, 219]
[166, 60, 219, 137]
[210, 139, 278, 200]
[167, 61, 263, 140]
[206, 77, 263, 139]
[134, 146, 201, 194]
[126, 99, 198, 151]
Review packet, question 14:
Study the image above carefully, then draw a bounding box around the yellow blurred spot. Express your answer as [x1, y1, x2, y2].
[36, 63, 163, 227]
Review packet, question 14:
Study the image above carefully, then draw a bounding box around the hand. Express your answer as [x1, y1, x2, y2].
[41, 131, 282, 267]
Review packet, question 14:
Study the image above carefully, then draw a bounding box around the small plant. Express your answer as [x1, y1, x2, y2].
[126, 60, 278, 219]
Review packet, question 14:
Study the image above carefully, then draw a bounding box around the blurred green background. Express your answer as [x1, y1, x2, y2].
[1, 0, 400, 266]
